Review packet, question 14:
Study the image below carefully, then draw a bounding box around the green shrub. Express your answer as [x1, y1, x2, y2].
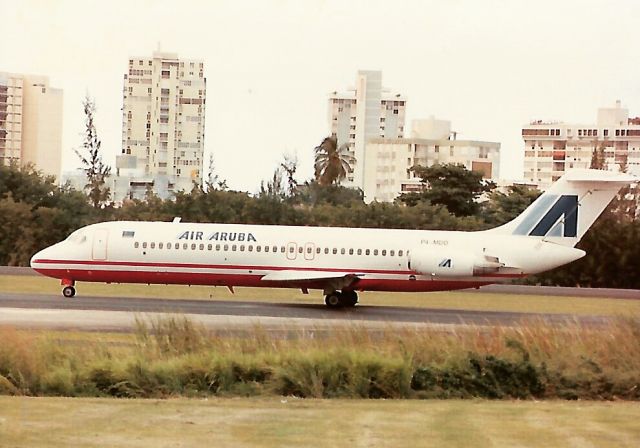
[0, 317, 638, 400]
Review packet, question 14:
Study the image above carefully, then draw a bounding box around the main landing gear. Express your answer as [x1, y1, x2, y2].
[324, 290, 358, 308]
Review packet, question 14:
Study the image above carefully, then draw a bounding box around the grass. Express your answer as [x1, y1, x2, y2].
[2, 274, 640, 316]
[1, 396, 639, 447]
[1, 316, 639, 400]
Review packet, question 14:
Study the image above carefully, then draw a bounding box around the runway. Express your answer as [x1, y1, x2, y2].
[0, 291, 611, 332]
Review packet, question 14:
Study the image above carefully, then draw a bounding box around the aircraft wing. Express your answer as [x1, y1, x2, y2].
[260, 270, 361, 283]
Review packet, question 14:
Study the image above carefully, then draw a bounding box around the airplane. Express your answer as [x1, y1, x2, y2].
[30, 169, 635, 307]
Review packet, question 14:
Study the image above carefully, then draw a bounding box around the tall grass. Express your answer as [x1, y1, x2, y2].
[1, 316, 639, 399]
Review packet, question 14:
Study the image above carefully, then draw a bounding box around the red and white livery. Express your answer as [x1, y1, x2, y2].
[31, 170, 634, 307]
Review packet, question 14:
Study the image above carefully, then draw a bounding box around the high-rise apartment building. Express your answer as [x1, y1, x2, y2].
[328, 71, 406, 195]
[119, 50, 206, 198]
[522, 101, 640, 189]
[0, 72, 63, 179]
[363, 118, 500, 202]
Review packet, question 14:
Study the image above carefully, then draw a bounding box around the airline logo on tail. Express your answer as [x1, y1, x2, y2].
[513, 195, 578, 238]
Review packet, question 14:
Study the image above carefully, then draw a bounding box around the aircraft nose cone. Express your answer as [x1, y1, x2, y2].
[30, 247, 49, 269]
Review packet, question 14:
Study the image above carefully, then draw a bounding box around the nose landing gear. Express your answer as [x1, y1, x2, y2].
[324, 290, 358, 308]
[61, 279, 76, 298]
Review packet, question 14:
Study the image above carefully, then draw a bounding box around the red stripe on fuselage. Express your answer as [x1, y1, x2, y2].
[31, 258, 525, 279]
[31, 267, 498, 293]
[32, 258, 410, 275]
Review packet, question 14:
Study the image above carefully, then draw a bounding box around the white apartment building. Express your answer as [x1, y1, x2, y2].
[119, 50, 206, 199]
[523, 101, 640, 189]
[363, 118, 500, 203]
[0, 72, 63, 179]
[328, 70, 406, 194]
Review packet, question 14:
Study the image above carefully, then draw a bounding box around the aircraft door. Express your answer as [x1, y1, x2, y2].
[92, 229, 108, 260]
[286, 242, 297, 260]
[304, 242, 315, 261]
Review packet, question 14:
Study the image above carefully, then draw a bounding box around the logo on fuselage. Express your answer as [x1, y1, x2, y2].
[439, 258, 452, 268]
[513, 194, 578, 238]
[177, 231, 257, 242]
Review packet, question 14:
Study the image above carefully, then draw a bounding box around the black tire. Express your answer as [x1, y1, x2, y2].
[341, 290, 358, 307]
[62, 286, 76, 298]
[325, 293, 341, 307]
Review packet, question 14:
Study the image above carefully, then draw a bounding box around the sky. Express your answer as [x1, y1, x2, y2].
[2, 0, 639, 192]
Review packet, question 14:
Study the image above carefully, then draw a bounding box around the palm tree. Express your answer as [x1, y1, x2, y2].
[314, 136, 354, 186]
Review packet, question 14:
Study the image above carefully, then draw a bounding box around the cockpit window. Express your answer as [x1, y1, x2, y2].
[122, 231, 135, 238]
[66, 230, 87, 243]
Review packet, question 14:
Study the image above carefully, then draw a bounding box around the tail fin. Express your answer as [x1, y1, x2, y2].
[488, 169, 636, 247]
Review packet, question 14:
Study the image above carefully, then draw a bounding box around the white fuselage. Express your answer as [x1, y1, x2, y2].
[30, 220, 585, 294]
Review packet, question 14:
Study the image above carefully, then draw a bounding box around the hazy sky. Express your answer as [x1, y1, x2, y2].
[2, 0, 639, 192]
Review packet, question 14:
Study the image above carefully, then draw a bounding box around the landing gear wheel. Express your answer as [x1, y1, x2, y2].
[325, 293, 341, 308]
[324, 291, 358, 308]
[341, 290, 358, 307]
[62, 286, 76, 298]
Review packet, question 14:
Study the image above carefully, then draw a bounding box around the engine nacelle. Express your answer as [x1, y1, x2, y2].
[409, 247, 478, 277]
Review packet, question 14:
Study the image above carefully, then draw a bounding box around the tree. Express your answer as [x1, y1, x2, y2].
[482, 184, 541, 226]
[290, 180, 364, 207]
[280, 153, 298, 196]
[205, 153, 228, 191]
[259, 165, 286, 199]
[75, 95, 111, 208]
[590, 140, 606, 170]
[314, 136, 354, 186]
[0, 164, 98, 265]
[399, 163, 496, 217]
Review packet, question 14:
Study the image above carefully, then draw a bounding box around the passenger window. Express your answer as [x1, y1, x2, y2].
[199, 244, 204, 250]
[191, 243, 196, 250]
[289, 246, 295, 253]
[264, 246, 269, 252]
[341, 248, 346, 255]
[256, 246, 261, 252]
[232, 245, 237, 251]
[159, 243, 163, 249]
[142, 242, 148, 249]
[374, 249, 379, 256]
[398, 250, 403, 256]
[365, 249, 370, 256]
[183, 243, 188, 250]
[175, 244, 179, 250]
[248, 245, 253, 252]
[357, 249, 362, 255]
[316, 247, 321, 254]
[280, 246, 285, 253]
[167, 242, 172, 249]
[224, 244, 229, 251]
[333, 248, 337, 254]
[298, 247, 303, 254]
[390, 250, 395, 256]
[134, 242, 140, 248]
[240, 245, 245, 251]
[216, 244, 221, 251]
[324, 248, 329, 254]
[348, 249, 354, 255]
[382, 250, 387, 256]
[208, 244, 212, 250]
